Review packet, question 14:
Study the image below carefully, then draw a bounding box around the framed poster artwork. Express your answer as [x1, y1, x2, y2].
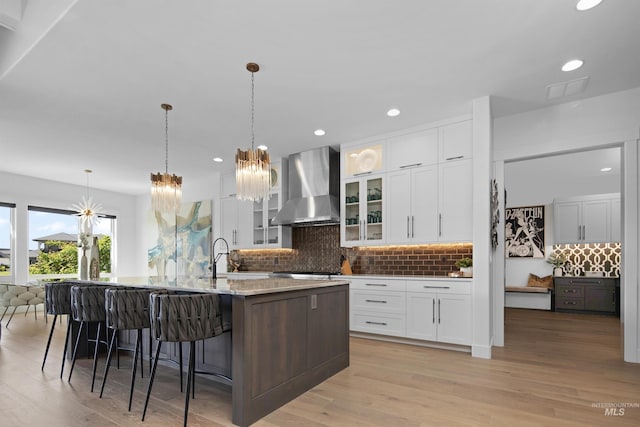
[505, 205, 545, 258]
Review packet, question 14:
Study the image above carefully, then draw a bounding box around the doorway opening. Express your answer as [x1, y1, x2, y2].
[502, 146, 622, 355]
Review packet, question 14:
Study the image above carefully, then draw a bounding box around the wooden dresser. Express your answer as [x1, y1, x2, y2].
[554, 277, 619, 315]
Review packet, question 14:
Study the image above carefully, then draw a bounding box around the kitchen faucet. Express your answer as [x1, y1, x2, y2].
[211, 237, 230, 279]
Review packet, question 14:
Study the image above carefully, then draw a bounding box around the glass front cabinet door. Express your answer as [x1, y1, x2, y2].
[341, 175, 384, 246]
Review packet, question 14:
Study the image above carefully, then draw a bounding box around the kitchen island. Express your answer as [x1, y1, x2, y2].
[67, 276, 350, 427]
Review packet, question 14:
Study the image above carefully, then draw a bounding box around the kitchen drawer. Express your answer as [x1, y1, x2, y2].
[406, 279, 471, 295]
[556, 297, 585, 310]
[348, 278, 406, 292]
[351, 311, 406, 337]
[351, 290, 406, 313]
[556, 285, 584, 298]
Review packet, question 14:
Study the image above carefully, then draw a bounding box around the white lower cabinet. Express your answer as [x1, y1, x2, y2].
[349, 277, 406, 337]
[406, 280, 471, 345]
[349, 277, 472, 347]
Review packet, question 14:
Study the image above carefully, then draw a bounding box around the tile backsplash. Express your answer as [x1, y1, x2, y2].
[234, 225, 473, 276]
[551, 243, 620, 277]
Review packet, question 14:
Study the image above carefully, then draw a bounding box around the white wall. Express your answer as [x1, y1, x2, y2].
[0, 170, 138, 282]
[493, 87, 640, 363]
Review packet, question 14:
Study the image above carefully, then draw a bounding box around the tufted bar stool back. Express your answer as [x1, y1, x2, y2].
[142, 292, 223, 426]
[41, 281, 75, 377]
[99, 288, 152, 411]
[68, 284, 122, 391]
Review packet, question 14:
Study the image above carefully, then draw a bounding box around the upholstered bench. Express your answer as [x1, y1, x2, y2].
[0, 283, 46, 326]
[505, 274, 554, 311]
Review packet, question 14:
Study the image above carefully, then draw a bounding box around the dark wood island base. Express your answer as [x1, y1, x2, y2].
[232, 284, 349, 426]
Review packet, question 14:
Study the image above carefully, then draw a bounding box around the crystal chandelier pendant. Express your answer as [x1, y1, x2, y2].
[235, 62, 271, 202]
[151, 103, 183, 213]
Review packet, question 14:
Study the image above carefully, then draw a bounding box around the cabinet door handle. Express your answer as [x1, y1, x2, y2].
[438, 299, 441, 324]
[438, 213, 442, 237]
[399, 162, 423, 169]
[612, 291, 616, 304]
[407, 216, 410, 239]
[423, 286, 451, 289]
[582, 225, 586, 240]
[354, 171, 372, 176]
[365, 321, 387, 326]
[577, 225, 581, 240]
[365, 283, 387, 287]
[411, 216, 415, 238]
[445, 155, 464, 161]
[365, 299, 388, 303]
[432, 299, 435, 323]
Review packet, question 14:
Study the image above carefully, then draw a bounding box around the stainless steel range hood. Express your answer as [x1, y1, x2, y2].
[271, 146, 340, 226]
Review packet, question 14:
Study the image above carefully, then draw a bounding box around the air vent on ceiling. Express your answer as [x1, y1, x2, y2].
[546, 76, 590, 100]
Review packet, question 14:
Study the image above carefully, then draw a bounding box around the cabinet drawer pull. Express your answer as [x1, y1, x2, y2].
[365, 283, 387, 287]
[445, 155, 464, 161]
[423, 286, 451, 289]
[563, 301, 578, 305]
[365, 321, 387, 326]
[365, 299, 388, 303]
[570, 280, 602, 285]
[399, 162, 423, 169]
[563, 289, 577, 293]
[354, 171, 372, 176]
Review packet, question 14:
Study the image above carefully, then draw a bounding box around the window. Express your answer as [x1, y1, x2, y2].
[0, 202, 15, 282]
[28, 206, 115, 277]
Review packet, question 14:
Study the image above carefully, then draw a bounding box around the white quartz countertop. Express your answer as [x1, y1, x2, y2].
[75, 276, 349, 296]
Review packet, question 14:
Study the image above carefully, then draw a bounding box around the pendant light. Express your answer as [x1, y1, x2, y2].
[151, 103, 183, 213]
[235, 62, 271, 202]
[72, 169, 103, 247]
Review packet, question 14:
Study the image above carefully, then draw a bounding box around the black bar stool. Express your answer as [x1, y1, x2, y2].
[41, 281, 74, 377]
[142, 291, 224, 426]
[68, 284, 121, 391]
[99, 288, 152, 411]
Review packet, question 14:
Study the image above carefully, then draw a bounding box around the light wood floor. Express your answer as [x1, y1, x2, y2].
[1, 308, 639, 426]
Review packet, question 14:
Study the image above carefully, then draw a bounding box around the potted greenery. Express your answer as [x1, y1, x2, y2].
[455, 257, 473, 277]
[546, 252, 567, 276]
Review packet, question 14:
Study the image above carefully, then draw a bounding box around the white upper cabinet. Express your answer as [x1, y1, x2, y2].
[611, 197, 621, 242]
[341, 174, 385, 246]
[220, 197, 252, 249]
[221, 171, 237, 198]
[342, 143, 384, 178]
[387, 129, 438, 171]
[553, 193, 620, 244]
[340, 117, 474, 246]
[387, 165, 438, 244]
[438, 120, 473, 162]
[438, 159, 473, 242]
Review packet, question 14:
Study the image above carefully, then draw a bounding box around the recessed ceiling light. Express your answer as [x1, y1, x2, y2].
[386, 108, 400, 117]
[213, 157, 223, 163]
[576, 0, 602, 11]
[600, 167, 612, 172]
[314, 129, 326, 136]
[257, 144, 268, 151]
[562, 59, 584, 72]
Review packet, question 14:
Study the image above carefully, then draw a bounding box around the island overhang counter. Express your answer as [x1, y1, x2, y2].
[65, 276, 350, 427]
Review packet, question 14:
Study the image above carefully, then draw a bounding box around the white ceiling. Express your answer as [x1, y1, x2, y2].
[1, 0, 639, 196]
